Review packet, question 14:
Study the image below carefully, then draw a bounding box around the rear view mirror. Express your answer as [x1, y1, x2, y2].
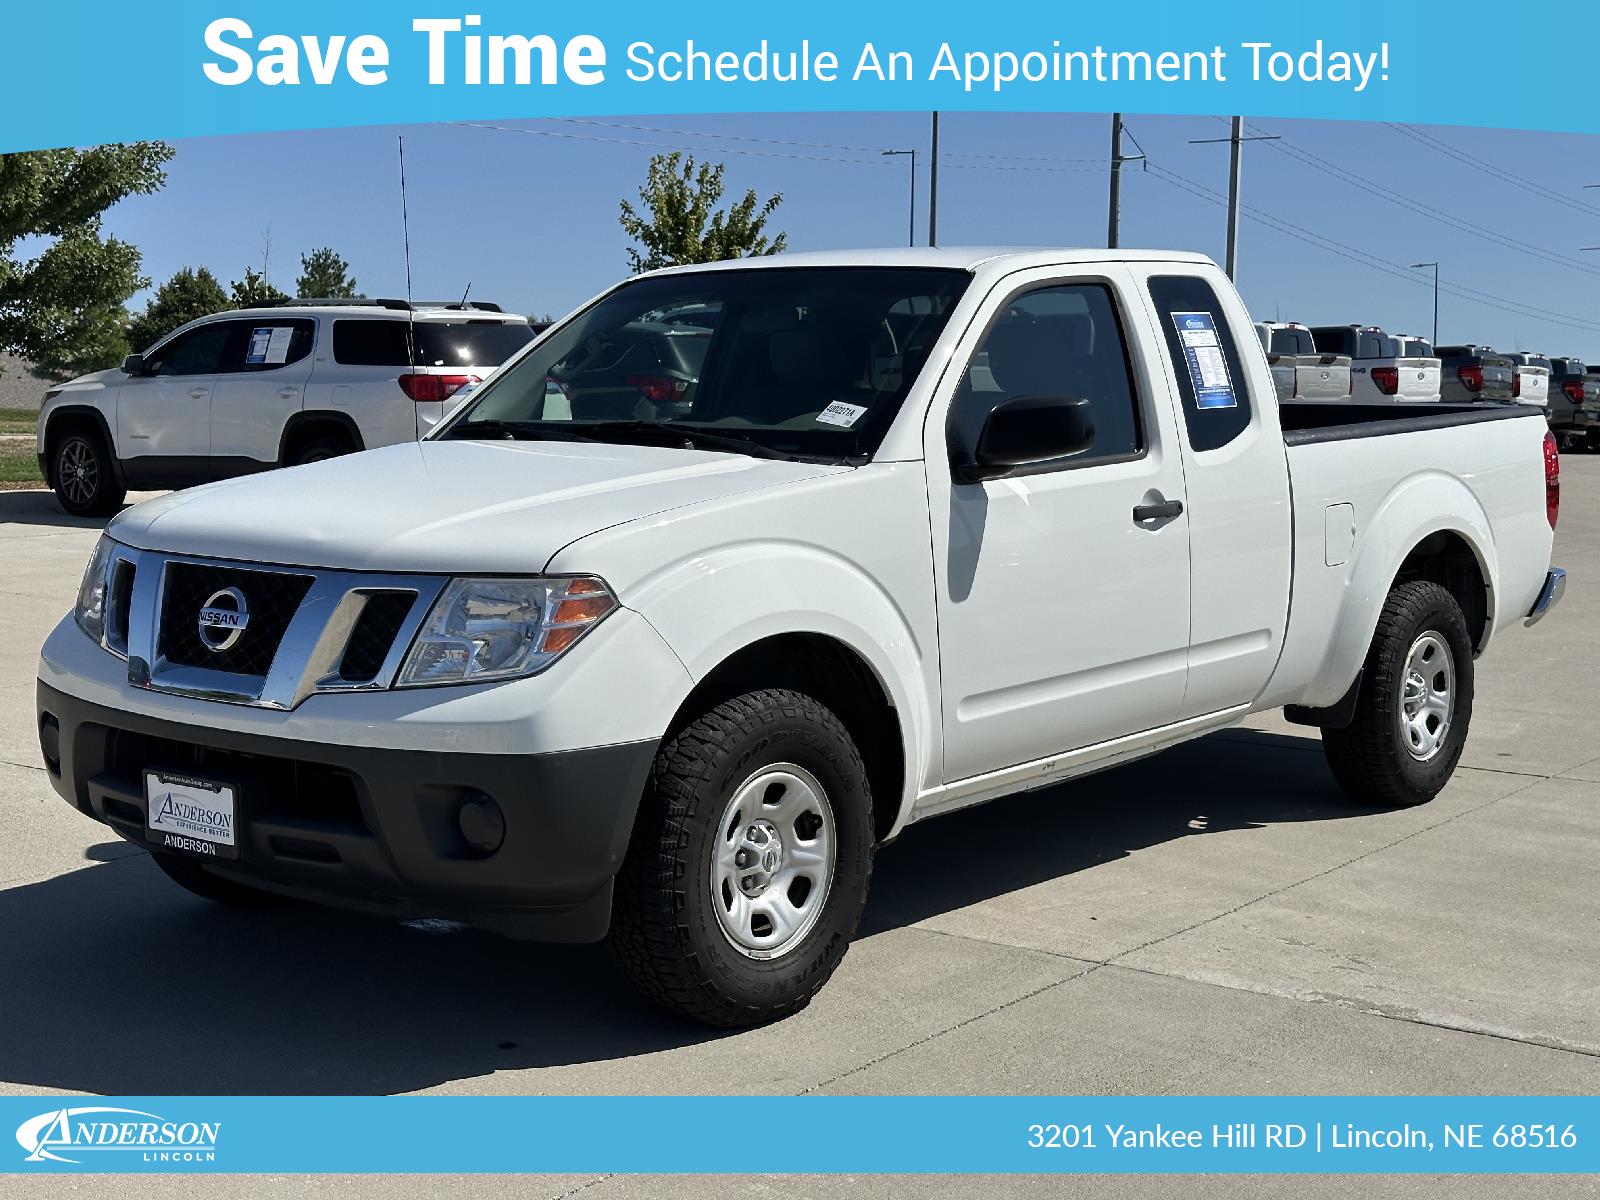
[956, 394, 1095, 483]
[121, 354, 145, 376]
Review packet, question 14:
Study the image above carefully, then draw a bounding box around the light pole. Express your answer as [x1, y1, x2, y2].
[882, 149, 916, 248]
[1411, 261, 1440, 345]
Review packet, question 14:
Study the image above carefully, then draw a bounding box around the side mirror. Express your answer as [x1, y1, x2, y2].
[956, 394, 1095, 483]
[121, 354, 145, 376]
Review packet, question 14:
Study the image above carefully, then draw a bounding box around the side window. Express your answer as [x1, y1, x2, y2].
[220, 319, 315, 373]
[147, 323, 231, 377]
[1147, 275, 1253, 453]
[333, 320, 411, 366]
[949, 282, 1142, 471]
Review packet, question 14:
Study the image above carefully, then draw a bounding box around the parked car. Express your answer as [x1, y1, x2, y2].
[1435, 344, 1517, 403]
[1309, 324, 1442, 403]
[1254, 321, 1352, 401]
[38, 248, 1564, 1026]
[1506, 352, 1552, 409]
[1544, 357, 1595, 448]
[36, 299, 535, 516]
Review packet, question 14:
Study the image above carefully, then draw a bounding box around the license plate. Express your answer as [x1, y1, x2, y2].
[144, 770, 239, 860]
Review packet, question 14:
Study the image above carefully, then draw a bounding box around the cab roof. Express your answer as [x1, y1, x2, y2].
[643, 246, 1215, 277]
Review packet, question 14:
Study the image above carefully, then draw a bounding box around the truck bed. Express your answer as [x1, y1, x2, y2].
[1279, 400, 1543, 445]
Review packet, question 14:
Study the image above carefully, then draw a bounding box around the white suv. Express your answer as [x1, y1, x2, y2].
[37, 299, 534, 515]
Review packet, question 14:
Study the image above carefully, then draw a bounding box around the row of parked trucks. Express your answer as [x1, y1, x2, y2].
[1254, 321, 1600, 450]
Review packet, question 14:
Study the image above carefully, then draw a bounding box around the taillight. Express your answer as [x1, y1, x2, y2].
[398, 373, 478, 402]
[1544, 430, 1560, 529]
[1513, 371, 1522, 398]
[1458, 365, 1483, 392]
[626, 374, 688, 405]
[1563, 380, 1585, 405]
[1371, 366, 1399, 396]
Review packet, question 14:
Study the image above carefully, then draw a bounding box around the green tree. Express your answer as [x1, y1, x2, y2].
[618, 153, 787, 273]
[0, 142, 174, 380]
[230, 267, 287, 308]
[295, 246, 361, 299]
[126, 266, 229, 351]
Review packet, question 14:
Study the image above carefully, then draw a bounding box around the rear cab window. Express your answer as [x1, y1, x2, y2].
[1147, 275, 1254, 451]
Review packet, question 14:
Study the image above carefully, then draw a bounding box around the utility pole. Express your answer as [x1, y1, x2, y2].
[882, 149, 916, 248]
[928, 112, 940, 247]
[1107, 113, 1123, 249]
[1189, 118, 1279, 281]
[1410, 261, 1439, 345]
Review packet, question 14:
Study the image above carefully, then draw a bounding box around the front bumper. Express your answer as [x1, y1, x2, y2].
[1525, 567, 1567, 627]
[37, 680, 657, 941]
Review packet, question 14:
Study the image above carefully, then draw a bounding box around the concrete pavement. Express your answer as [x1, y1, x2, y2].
[1, 459, 1597, 1198]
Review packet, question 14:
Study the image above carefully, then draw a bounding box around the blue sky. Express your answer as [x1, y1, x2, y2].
[101, 111, 1600, 358]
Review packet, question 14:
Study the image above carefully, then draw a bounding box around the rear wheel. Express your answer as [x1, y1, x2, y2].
[1322, 580, 1474, 807]
[287, 437, 350, 466]
[51, 430, 125, 517]
[609, 688, 874, 1027]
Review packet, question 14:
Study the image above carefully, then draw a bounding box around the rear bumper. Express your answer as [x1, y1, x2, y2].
[36, 680, 657, 941]
[1525, 567, 1567, 627]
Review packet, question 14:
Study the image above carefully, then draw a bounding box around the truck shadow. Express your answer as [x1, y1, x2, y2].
[0, 488, 118, 530]
[0, 727, 1355, 1095]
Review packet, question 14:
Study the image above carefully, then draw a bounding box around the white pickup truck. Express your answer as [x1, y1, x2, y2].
[37, 249, 1566, 1027]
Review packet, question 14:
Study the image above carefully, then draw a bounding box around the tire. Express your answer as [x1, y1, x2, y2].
[51, 429, 126, 517]
[151, 852, 296, 909]
[287, 438, 349, 466]
[1321, 580, 1474, 807]
[609, 688, 875, 1027]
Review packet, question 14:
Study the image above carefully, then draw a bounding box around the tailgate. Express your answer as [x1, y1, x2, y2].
[1516, 368, 1550, 406]
[1293, 354, 1352, 400]
[1478, 360, 1516, 400]
[1395, 358, 1441, 402]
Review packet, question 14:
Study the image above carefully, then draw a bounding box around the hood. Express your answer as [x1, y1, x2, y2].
[109, 439, 848, 574]
[58, 367, 123, 391]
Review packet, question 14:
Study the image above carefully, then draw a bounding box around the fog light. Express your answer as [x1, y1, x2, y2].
[458, 792, 505, 855]
[38, 713, 60, 773]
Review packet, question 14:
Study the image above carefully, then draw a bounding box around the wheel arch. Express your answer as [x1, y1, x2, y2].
[40, 405, 125, 488]
[278, 411, 365, 465]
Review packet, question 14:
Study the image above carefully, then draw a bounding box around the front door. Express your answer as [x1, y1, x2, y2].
[929, 271, 1193, 784]
[117, 321, 229, 467]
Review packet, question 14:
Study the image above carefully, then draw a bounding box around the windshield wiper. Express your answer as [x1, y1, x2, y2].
[573, 420, 794, 461]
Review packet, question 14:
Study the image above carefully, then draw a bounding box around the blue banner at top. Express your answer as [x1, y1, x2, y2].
[5, 1, 1600, 152]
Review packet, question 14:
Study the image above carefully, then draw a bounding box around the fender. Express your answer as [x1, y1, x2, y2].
[39, 405, 127, 488]
[1303, 470, 1496, 708]
[617, 541, 937, 841]
[278, 410, 365, 464]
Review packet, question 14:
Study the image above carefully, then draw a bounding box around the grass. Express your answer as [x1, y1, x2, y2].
[0, 440, 43, 486]
[0, 409, 39, 436]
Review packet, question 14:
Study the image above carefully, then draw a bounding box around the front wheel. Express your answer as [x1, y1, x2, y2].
[608, 689, 874, 1027]
[1322, 580, 1474, 807]
[52, 430, 125, 517]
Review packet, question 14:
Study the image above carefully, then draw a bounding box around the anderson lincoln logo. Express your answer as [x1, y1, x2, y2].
[197, 585, 250, 652]
[16, 1107, 220, 1164]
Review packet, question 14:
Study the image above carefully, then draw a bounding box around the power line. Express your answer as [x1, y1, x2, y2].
[1145, 163, 1600, 335]
[1384, 123, 1600, 220]
[1235, 119, 1600, 281]
[455, 121, 894, 167]
[551, 117, 887, 155]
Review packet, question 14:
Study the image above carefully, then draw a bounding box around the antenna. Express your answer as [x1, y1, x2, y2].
[459, 280, 472, 308]
[398, 135, 416, 368]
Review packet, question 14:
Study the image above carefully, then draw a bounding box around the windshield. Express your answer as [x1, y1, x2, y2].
[445, 267, 970, 460]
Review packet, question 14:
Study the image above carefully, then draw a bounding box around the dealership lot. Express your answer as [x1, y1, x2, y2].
[1, 461, 1597, 1197]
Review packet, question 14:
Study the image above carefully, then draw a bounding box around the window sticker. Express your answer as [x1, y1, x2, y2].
[265, 325, 294, 364]
[245, 326, 272, 364]
[815, 400, 868, 427]
[1171, 311, 1237, 410]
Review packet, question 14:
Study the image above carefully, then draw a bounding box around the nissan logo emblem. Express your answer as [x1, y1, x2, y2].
[197, 587, 250, 653]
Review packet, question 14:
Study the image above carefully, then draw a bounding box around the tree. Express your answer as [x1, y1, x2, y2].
[126, 266, 229, 351]
[295, 247, 361, 299]
[230, 267, 287, 308]
[0, 142, 174, 380]
[618, 153, 787, 273]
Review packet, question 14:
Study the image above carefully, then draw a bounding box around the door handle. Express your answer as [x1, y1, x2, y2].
[188, 387, 209, 399]
[1133, 499, 1184, 522]
[278, 387, 299, 399]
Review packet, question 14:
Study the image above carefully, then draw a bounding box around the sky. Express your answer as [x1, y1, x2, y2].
[99, 111, 1600, 360]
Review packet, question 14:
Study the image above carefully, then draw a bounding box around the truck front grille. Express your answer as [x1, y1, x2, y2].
[158, 562, 314, 676]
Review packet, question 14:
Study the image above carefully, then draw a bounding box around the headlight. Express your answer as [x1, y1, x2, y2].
[396, 576, 617, 687]
[73, 535, 115, 643]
